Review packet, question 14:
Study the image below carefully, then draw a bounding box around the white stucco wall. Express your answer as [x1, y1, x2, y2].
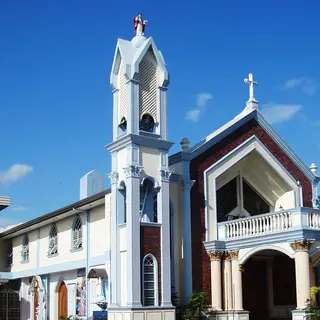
[90, 203, 110, 257]
[11, 230, 37, 272]
[140, 147, 161, 181]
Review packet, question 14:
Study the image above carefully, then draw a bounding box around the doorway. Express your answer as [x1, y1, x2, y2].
[242, 250, 296, 320]
[58, 281, 68, 319]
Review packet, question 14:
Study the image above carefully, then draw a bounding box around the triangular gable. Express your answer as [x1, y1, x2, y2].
[170, 109, 318, 185]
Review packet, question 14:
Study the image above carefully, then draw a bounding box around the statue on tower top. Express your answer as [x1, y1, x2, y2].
[133, 13, 148, 36]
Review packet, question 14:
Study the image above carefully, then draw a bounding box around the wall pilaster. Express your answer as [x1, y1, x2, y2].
[159, 168, 173, 307]
[108, 171, 119, 307]
[125, 164, 143, 307]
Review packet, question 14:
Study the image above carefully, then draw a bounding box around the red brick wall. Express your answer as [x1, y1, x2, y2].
[140, 226, 161, 304]
[190, 119, 313, 298]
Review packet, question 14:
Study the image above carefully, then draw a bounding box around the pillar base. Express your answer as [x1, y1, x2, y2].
[108, 307, 175, 320]
[208, 310, 249, 320]
[292, 309, 310, 320]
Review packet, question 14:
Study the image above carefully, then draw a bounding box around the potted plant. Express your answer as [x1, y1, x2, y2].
[183, 291, 209, 320]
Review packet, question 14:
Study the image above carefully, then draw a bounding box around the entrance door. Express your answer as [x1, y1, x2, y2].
[243, 258, 268, 320]
[58, 282, 68, 319]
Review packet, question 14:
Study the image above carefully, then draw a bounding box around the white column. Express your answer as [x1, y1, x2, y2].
[266, 259, 274, 316]
[291, 241, 311, 309]
[209, 251, 222, 311]
[159, 169, 173, 307]
[231, 251, 243, 311]
[182, 174, 194, 304]
[125, 164, 142, 307]
[223, 252, 233, 311]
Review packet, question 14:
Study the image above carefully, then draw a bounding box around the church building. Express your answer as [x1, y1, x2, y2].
[0, 15, 320, 320]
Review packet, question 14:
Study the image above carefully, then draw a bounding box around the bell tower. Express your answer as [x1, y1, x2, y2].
[106, 14, 175, 320]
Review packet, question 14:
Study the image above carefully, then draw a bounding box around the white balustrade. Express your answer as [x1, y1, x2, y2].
[309, 210, 320, 228]
[225, 211, 292, 239]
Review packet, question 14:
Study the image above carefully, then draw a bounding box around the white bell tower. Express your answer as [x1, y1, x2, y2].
[106, 14, 175, 320]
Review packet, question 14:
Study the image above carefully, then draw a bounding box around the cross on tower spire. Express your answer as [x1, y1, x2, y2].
[244, 73, 258, 100]
[243, 73, 259, 112]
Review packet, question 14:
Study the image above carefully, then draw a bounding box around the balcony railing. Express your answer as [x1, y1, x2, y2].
[217, 207, 320, 240]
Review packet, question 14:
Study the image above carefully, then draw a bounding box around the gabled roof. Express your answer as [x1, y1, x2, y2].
[169, 108, 319, 184]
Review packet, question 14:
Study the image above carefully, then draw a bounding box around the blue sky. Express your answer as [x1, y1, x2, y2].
[1, 1, 320, 228]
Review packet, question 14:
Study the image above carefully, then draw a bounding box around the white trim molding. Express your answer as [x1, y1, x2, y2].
[203, 136, 300, 241]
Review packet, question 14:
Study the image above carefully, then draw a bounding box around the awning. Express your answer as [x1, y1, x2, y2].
[87, 268, 108, 279]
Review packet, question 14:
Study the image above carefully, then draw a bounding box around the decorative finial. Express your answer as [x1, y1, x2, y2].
[310, 163, 318, 175]
[243, 73, 259, 111]
[180, 138, 190, 151]
[133, 13, 148, 36]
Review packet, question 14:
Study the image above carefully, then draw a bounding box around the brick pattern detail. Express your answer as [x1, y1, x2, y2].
[190, 119, 313, 300]
[140, 226, 162, 305]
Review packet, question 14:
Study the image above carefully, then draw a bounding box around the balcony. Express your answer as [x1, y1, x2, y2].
[216, 207, 320, 247]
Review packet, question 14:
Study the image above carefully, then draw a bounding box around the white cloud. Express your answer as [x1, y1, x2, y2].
[284, 77, 318, 95]
[0, 217, 23, 232]
[196, 93, 213, 107]
[0, 164, 33, 185]
[185, 93, 213, 122]
[185, 109, 201, 122]
[11, 205, 29, 212]
[261, 104, 302, 124]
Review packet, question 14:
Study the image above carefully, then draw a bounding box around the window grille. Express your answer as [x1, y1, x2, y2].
[48, 224, 58, 256]
[21, 234, 29, 263]
[143, 255, 157, 306]
[72, 216, 83, 250]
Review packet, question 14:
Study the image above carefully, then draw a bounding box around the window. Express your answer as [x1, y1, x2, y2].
[7, 242, 13, 267]
[72, 216, 83, 250]
[243, 179, 270, 215]
[21, 234, 29, 263]
[142, 254, 158, 306]
[48, 224, 58, 256]
[216, 177, 238, 222]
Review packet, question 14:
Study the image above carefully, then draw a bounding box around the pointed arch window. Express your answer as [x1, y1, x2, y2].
[21, 234, 29, 263]
[72, 216, 83, 250]
[48, 224, 58, 256]
[142, 254, 158, 306]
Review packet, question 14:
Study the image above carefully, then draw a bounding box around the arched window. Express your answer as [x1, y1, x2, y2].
[21, 234, 29, 263]
[48, 224, 58, 256]
[72, 216, 83, 250]
[7, 241, 13, 267]
[142, 254, 158, 306]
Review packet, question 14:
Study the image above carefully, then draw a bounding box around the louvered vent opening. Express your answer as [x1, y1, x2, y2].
[118, 61, 128, 123]
[139, 50, 158, 123]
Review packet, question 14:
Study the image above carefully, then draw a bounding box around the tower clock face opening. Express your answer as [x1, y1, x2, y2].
[139, 114, 155, 132]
